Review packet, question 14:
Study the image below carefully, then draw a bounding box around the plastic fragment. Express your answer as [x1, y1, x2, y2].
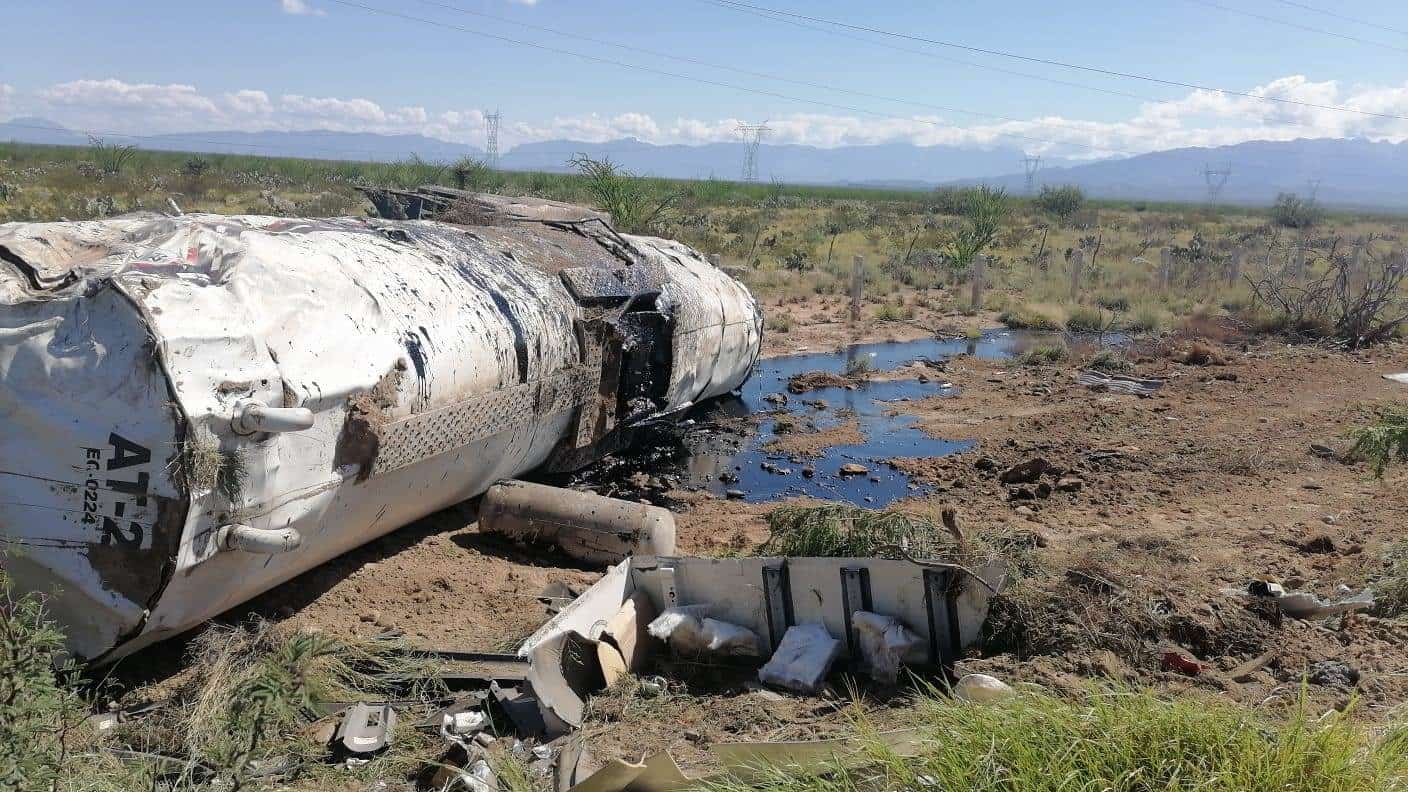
[758, 623, 841, 693]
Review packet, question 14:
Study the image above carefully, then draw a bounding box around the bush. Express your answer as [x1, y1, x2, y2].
[999, 304, 1061, 331]
[1064, 305, 1106, 332]
[1085, 349, 1134, 373]
[765, 314, 793, 333]
[1015, 343, 1068, 366]
[1271, 191, 1324, 230]
[1034, 184, 1085, 224]
[1124, 305, 1164, 333]
[0, 573, 86, 789]
[1349, 407, 1408, 478]
[1095, 293, 1130, 312]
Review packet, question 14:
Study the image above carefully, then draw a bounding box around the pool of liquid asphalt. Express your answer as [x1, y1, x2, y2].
[557, 330, 1122, 508]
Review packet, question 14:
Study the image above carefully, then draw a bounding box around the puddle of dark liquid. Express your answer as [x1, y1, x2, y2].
[558, 330, 1122, 508]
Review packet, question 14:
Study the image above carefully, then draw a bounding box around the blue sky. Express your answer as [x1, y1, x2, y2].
[3, 0, 1407, 158]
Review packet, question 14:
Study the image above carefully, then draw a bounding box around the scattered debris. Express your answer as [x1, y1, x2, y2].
[1161, 650, 1205, 676]
[480, 480, 677, 564]
[1075, 370, 1165, 396]
[1228, 650, 1278, 682]
[334, 703, 397, 757]
[519, 554, 1005, 729]
[838, 463, 869, 476]
[647, 606, 762, 657]
[758, 623, 842, 693]
[953, 673, 1015, 703]
[852, 611, 924, 684]
[1249, 581, 1375, 620]
[999, 458, 1051, 485]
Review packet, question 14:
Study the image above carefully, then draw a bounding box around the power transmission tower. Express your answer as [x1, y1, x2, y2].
[1202, 162, 1231, 206]
[737, 121, 770, 182]
[1021, 153, 1042, 194]
[484, 109, 502, 169]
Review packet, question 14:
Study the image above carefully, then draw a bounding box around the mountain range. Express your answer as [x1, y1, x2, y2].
[4, 117, 1406, 209]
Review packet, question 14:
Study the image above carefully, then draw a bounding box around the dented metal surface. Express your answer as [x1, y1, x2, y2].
[0, 195, 762, 660]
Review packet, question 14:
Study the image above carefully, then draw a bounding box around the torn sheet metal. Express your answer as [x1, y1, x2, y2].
[0, 197, 762, 661]
[520, 555, 1005, 728]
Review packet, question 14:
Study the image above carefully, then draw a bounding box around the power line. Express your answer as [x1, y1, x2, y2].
[736, 121, 770, 181]
[408, 0, 1145, 146]
[1267, 0, 1408, 37]
[1182, 0, 1408, 51]
[484, 109, 501, 168]
[320, 0, 1142, 156]
[702, 0, 1408, 122]
[1021, 154, 1042, 194]
[1203, 162, 1232, 205]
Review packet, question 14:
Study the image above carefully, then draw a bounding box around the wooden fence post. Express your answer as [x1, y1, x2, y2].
[850, 255, 864, 323]
[970, 254, 985, 310]
[1069, 248, 1084, 302]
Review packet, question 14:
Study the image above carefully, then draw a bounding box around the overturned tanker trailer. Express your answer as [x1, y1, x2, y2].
[0, 190, 762, 661]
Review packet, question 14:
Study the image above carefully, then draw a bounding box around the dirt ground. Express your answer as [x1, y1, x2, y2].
[118, 294, 1408, 774]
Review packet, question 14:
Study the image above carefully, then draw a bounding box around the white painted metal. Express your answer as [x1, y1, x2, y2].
[0, 209, 761, 660]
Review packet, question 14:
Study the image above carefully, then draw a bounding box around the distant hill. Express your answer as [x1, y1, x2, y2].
[0, 117, 88, 146]
[4, 118, 1407, 208]
[955, 138, 1408, 210]
[499, 138, 1053, 185]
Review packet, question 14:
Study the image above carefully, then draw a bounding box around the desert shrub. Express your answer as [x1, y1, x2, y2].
[1271, 191, 1324, 230]
[1015, 343, 1068, 366]
[1064, 304, 1106, 332]
[0, 573, 86, 789]
[568, 154, 681, 234]
[999, 304, 1061, 331]
[1372, 540, 1408, 618]
[765, 314, 793, 333]
[1095, 293, 1130, 312]
[844, 356, 874, 378]
[1034, 184, 1085, 225]
[1349, 407, 1408, 478]
[1085, 349, 1134, 373]
[1124, 305, 1164, 333]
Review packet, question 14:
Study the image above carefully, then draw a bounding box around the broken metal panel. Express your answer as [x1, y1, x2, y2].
[521, 555, 1005, 727]
[0, 200, 761, 660]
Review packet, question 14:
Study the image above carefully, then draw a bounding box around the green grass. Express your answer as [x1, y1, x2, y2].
[760, 504, 949, 558]
[703, 687, 1408, 792]
[1085, 348, 1135, 373]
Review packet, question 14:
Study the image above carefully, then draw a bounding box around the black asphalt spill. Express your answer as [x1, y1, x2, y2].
[562, 330, 1108, 508]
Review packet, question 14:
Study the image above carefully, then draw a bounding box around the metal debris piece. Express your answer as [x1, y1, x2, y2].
[491, 682, 548, 739]
[334, 703, 397, 755]
[519, 555, 1006, 728]
[1076, 370, 1164, 396]
[0, 197, 761, 661]
[480, 481, 677, 565]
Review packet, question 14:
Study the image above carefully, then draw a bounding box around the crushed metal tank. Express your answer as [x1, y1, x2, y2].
[0, 191, 762, 660]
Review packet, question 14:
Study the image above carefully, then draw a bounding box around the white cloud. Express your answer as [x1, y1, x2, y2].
[8, 74, 1408, 161]
[279, 0, 325, 16]
[507, 0, 539, 5]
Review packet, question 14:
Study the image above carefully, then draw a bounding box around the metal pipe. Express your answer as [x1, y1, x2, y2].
[479, 480, 676, 565]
